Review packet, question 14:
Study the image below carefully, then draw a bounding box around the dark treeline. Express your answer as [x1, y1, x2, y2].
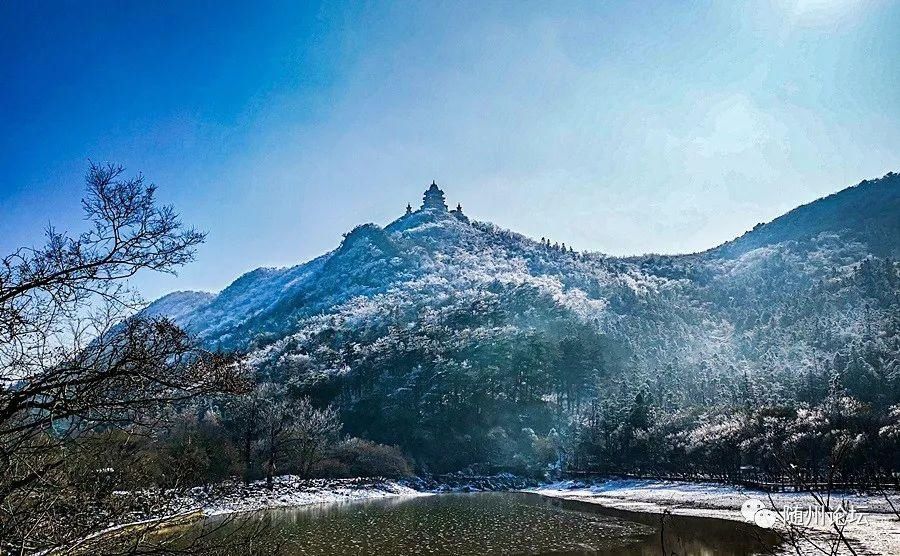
[571, 385, 900, 488]
[124, 381, 412, 490]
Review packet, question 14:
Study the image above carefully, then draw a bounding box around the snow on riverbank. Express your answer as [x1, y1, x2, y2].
[184, 473, 533, 516]
[530, 479, 900, 555]
[154, 475, 900, 554]
[186, 477, 428, 516]
[57, 478, 427, 552]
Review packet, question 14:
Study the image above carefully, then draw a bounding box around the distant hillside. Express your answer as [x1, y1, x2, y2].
[712, 172, 900, 258]
[144, 174, 899, 470]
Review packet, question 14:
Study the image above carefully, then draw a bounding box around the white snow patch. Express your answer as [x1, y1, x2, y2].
[192, 476, 430, 516]
[530, 479, 900, 555]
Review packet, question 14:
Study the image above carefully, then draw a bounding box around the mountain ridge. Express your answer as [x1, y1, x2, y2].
[147, 172, 898, 348]
[143, 172, 899, 469]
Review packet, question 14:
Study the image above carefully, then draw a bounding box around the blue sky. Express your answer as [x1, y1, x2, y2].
[2, 1, 898, 300]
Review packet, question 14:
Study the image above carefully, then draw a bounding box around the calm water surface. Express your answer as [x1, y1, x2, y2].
[202, 492, 780, 555]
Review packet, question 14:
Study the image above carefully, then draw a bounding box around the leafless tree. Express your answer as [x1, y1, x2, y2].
[253, 384, 341, 488]
[0, 164, 250, 554]
[291, 396, 341, 479]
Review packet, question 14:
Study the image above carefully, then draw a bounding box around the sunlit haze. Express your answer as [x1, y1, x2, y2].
[2, 1, 897, 300]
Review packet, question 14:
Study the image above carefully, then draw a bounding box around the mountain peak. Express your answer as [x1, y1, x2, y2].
[144, 173, 898, 357]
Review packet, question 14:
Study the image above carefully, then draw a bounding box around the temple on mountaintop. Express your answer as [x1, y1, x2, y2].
[422, 181, 448, 211]
[406, 181, 464, 218]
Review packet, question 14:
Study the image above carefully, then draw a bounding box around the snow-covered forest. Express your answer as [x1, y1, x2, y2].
[144, 174, 900, 481]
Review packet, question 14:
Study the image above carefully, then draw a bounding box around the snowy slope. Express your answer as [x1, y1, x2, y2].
[143, 174, 899, 410]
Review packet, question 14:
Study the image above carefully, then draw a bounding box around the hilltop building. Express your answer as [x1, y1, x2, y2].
[421, 181, 448, 211]
[407, 181, 465, 219]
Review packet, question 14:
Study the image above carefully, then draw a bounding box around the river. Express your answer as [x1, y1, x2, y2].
[193, 491, 781, 555]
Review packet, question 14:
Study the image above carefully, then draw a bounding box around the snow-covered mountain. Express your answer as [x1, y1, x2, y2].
[149, 196, 647, 351]
[145, 174, 899, 466]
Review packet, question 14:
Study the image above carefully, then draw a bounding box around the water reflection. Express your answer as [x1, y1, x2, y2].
[201, 492, 779, 555]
